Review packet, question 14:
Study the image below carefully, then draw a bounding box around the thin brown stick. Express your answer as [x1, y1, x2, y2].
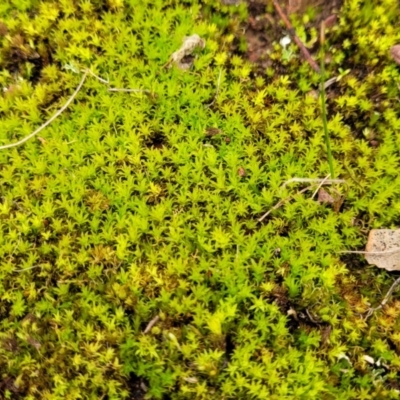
[365, 277, 400, 320]
[144, 315, 160, 334]
[272, 0, 320, 73]
[258, 185, 315, 222]
[0, 70, 89, 150]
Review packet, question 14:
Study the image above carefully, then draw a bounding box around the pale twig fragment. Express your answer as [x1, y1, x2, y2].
[108, 88, 151, 93]
[258, 185, 315, 222]
[309, 77, 338, 99]
[281, 177, 346, 188]
[144, 315, 160, 334]
[86, 69, 109, 84]
[0, 70, 89, 150]
[0, 67, 151, 150]
[365, 277, 400, 320]
[169, 34, 206, 70]
[13, 265, 42, 272]
[311, 174, 331, 199]
[183, 377, 198, 384]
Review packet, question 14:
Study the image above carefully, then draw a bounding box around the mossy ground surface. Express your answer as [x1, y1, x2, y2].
[0, 0, 400, 399]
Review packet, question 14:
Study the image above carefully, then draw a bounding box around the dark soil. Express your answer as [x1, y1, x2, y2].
[244, 0, 343, 70]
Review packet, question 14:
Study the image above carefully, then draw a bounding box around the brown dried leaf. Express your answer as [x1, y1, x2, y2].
[205, 127, 221, 137]
[318, 188, 334, 204]
[390, 45, 400, 65]
[27, 336, 41, 350]
[238, 166, 246, 177]
[321, 325, 332, 346]
[365, 229, 400, 271]
[0, 22, 8, 36]
[324, 14, 337, 28]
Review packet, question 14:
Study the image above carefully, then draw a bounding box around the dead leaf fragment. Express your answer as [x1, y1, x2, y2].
[205, 127, 221, 137]
[238, 166, 246, 177]
[318, 188, 334, 204]
[169, 34, 206, 70]
[321, 325, 332, 346]
[27, 336, 41, 350]
[324, 14, 337, 28]
[0, 22, 8, 36]
[390, 45, 400, 65]
[365, 229, 400, 271]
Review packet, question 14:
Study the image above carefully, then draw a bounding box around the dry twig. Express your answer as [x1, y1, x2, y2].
[144, 315, 160, 334]
[258, 185, 315, 222]
[0, 70, 89, 150]
[311, 174, 331, 199]
[86, 69, 109, 84]
[281, 177, 346, 188]
[108, 88, 151, 93]
[365, 277, 400, 320]
[0, 68, 151, 150]
[13, 265, 42, 272]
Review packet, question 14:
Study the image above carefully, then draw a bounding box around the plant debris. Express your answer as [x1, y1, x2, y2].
[365, 229, 400, 271]
[390, 45, 400, 65]
[317, 188, 335, 204]
[168, 34, 205, 70]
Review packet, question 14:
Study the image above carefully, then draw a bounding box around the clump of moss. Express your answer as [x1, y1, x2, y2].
[0, 0, 400, 399]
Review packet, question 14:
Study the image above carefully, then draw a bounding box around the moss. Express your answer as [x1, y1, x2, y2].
[0, 0, 400, 399]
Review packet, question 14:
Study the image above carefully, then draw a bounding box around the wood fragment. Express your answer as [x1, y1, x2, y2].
[108, 88, 150, 93]
[281, 177, 346, 188]
[0, 70, 89, 150]
[0, 68, 151, 151]
[311, 174, 331, 199]
[365, 277, 400, 320]
[258, 185, 315, 222]
[144, 315, 160, 334]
